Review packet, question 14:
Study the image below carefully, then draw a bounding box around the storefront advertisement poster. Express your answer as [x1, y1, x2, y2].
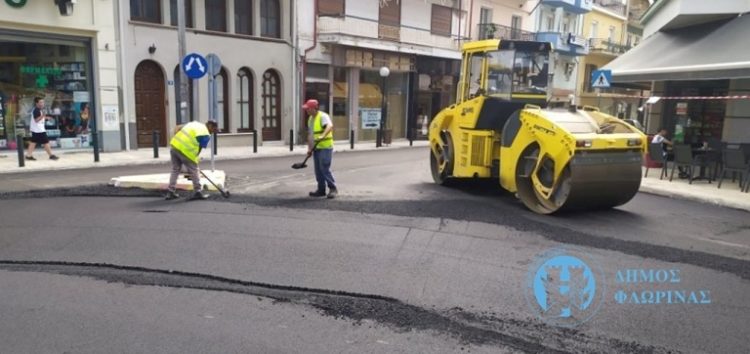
[360, 109, 381, 129]
[102, 105, 119, 131]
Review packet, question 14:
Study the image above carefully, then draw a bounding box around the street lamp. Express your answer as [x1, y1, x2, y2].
[377, 66, 390, 148]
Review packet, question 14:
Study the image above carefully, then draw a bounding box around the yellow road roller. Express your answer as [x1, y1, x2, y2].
[428, 39, 647, 214]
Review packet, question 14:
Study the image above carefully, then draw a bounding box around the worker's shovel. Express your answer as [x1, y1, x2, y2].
[291, 141, 320, 169]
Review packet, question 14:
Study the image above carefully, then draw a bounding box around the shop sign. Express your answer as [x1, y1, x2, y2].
[676, 102, 688, 115]
[21, 65, 62, 89]
[360, 109, 381, 129]
[102, 105, 119, 131]
[5, 0, 28, 8]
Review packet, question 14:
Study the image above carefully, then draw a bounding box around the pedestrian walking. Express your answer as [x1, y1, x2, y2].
[164, 120, 218, 200]
[304, 99, 337, 199]
[26, 97, 59, 161]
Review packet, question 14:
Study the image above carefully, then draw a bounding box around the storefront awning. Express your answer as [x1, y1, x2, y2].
[604, 14, 750, 82]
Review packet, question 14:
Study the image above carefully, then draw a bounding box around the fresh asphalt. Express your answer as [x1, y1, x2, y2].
[0, 147, 748, 353]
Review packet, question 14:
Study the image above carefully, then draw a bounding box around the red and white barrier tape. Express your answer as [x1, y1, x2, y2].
[588, 93, 750, 100]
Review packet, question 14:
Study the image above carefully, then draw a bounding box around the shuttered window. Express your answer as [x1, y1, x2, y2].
[319, 0, 344, 17]
[379, 0, 400, 26]
[431, 5, 452, 37]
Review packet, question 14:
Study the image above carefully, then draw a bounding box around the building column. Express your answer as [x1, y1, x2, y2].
[722, 79, 750, 143]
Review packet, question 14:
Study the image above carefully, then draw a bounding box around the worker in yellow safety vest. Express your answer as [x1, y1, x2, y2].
[165, 120, 218, 200]
[304, 99, 337, 198]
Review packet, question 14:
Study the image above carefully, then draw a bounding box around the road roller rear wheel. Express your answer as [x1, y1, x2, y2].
[430, 133, 454, 185]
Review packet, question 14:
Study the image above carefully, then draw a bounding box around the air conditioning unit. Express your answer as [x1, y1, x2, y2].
[54, 0, 76, 16]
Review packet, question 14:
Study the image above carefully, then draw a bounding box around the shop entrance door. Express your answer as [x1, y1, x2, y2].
[134, 60, 166, 148]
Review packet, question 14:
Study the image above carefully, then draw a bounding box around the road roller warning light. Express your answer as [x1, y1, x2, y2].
[428, 39, 647, 214]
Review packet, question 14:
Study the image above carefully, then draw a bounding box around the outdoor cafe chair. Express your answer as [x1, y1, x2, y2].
[717, 148, 749, 189]
[670, 144, 712, 184]
[645, 143, 668, 179]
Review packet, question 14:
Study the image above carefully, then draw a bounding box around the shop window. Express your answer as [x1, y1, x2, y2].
[235, 0, 254, 35]
[205, 0, 227, 32]
[261, 0, 281, 38]
[261, 69, 281, 140]
[319, 0, 344, 17]
[170, 0, 194, 28]
[131, 0, 161, 23]
[173, 66, 194, 123]
[431, 5, 452, 37]
[237, 68, 254, 131]
[216, 68, 229, 132]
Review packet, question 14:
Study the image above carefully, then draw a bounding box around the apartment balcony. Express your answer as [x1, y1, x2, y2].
[588, 38, 631, 56]
[477, 23, 536, 41]
[540, 0, 592, 14]
[592, 0, 626, 17]
[317, 15, 460, 56]
[536, 32, 589, 56]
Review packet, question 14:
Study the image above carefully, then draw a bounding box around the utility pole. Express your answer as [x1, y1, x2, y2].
[177, 0, 188, 123]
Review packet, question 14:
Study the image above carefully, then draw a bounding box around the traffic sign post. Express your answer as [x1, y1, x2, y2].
[182, 53, 208, 80]
[591, 69, 612, 89]
[206, 54, 222, 172]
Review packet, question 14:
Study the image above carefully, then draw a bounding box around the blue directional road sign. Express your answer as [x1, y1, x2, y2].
[591, 69, 612, 88]
[182, 53, 207, 79]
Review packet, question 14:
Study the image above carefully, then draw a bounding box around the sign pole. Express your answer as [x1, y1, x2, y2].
[177, 0, 188, 124]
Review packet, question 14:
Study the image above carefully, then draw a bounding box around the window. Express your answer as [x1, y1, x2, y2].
[205, 0, 227, 32]
[319, 0, 344, 17]
[431, 5, 452, 37]
[546, 15, 554, 31]
[237, 68, 254, 131]
[216, 68, 229, 132]
[170, 0, 193, 27]
[462, 53, 484, 102]
[131, 0, 161, 23]
[261, 0, 281, 38]
[235, 0, 253, 35]
[379, 0, 401, 40]
[511, 15, 522, 39]
[590, 21, 598, 38]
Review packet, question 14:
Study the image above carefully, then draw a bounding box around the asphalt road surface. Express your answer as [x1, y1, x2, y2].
[0, 147, 748, 353]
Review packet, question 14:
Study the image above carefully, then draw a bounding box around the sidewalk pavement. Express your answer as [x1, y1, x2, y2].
[640, 166, 750, 212]
[0, 139, 429, 175]
[2, 141, 748, 212]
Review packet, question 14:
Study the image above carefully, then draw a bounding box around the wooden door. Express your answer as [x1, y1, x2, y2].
[261, 70, 281, 141]
[134, 60, 166, 147]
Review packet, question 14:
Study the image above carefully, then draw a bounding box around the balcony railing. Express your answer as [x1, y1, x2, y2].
[588, 38, 631, 55]
[477, 23, 536, 41]
[592, 0, 627, 17]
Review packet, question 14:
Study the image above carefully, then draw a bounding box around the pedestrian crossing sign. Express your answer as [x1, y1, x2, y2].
[591, 70, 612, 88]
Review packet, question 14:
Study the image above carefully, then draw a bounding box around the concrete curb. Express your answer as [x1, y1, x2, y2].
[0, 141, 429, 175]
[638, 184, 750, 213]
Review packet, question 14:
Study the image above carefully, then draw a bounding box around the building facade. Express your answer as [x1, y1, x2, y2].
[605, 0, 750, 145]
[0, 0, 120, 152]
[121, 0, 296, 149]
[299, 0, 467, 142]
[576, 0, 646, 121]
[532, 0, 592, 104]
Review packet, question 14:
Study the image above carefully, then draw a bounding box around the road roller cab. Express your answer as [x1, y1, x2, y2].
[428, 39, 647, 214]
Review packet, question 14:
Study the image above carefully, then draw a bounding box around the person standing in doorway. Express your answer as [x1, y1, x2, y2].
[164, 120, 218, 200]
[26, 97, 59, 161]
[304, 99, 337, 199]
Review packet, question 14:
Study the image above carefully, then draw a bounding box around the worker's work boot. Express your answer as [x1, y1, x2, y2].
[309, 190, 326, 197]
[164, 190, 180, 200]
[327, 188, 338, 199]
[190, 191, 209, 200]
